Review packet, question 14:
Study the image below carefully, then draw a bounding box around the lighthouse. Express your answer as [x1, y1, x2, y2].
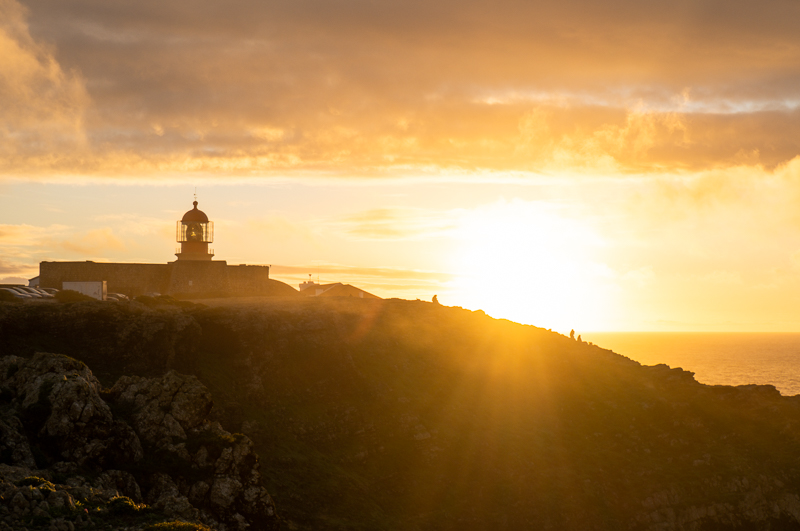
[176, 201, 214, 261]
[40, 197, 273, 296]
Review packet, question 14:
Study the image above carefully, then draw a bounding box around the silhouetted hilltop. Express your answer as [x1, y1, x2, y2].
[3, 298, 800, 530]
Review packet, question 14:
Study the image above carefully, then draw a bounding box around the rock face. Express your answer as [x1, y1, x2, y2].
[110, 371, 212, 451]
[0, 352, 279, 530]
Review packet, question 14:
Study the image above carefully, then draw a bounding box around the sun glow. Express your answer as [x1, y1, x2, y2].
[447, 200, 616, 333]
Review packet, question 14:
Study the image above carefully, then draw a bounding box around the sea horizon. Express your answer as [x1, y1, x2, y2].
[582, 331, 800, 397]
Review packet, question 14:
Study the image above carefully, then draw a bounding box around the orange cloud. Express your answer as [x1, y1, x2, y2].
[336, 208, 458, 240]
[55, 228, 126, 255]
[0, 258, 34, 276]
[0, 223, 125, 263]
[0, 0, 88, 171]
[2, 0, 800, 178]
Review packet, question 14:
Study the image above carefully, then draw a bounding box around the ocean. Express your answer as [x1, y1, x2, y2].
[582, 332, 800, 397]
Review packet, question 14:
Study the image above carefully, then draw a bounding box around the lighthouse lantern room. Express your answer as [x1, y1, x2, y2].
[176, 201, 214, 261]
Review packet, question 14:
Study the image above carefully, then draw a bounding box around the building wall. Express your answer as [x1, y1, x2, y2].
[167, 260, 231, 295]
[40, 260, 271, 297]
[227, 264, 271, 294]
[40, 262, 171, 296]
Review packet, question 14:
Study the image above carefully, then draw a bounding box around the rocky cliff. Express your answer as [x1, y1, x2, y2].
[4, 298, 800, 530]
[0, 351, 278, 531]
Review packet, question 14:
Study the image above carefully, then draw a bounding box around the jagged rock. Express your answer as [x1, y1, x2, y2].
[110, 370, 277, 529]
[93, 470, 142, 503]
[110, 370, 212, 449]
[210, 475, 242, 509]
[10, 490, 29, 515]
[45, 489, 74, 510]
[1, 353, 143, 469]
[0, 413, 36, 468]
[146, 473, 200, 520]
[187, 480, 210, 506]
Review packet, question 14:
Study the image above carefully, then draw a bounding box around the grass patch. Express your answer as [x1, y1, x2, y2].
[16, 476, 56, 492]
[108, 495, 142, 516]
[144, 522, 213, 531]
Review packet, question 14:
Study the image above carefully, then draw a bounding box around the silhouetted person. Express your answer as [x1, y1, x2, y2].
[577, 334, 582, 343]
[570, 329, 575, 340]
[432, 295, 440, 305]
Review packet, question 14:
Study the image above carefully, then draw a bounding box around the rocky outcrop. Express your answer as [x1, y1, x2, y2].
[0, 352, 279, 531]
[109, 371, 277, 527]
[0, 353, 141, 470]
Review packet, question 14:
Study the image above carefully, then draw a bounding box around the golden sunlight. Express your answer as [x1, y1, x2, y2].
[447, 199, 616, 333]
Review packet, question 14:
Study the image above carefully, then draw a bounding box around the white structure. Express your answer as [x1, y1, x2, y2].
[299, 280, 319, 292]
[63, 281, 107, 300]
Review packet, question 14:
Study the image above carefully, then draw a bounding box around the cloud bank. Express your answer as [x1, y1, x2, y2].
[3, 0, 800, 178]
[0, 0, 88, 171]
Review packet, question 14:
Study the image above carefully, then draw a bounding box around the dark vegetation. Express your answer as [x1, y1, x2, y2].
[3, 298, 800, 529]
[54, 289, 96, 303]
[133, 294, 202, 309]
[0, 290, 22, 303]
[5, 478, 175, 531]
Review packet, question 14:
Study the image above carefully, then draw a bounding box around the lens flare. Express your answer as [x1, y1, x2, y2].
[447, 200, 615, 332]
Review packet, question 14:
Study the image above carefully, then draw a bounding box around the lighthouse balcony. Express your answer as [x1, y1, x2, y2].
[175, 248, 214, 261]
[176, 247, 214, 255]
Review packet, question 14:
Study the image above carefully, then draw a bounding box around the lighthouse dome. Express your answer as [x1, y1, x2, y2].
[181, 201, 209, 222]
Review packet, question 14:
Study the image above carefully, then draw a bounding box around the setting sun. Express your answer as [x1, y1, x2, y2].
[447, 199, 614, 332]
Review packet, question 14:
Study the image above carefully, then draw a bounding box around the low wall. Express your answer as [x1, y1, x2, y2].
[167, 260, 231, 294]
[227, 264, 271, 294]
[40, 260, 271, 297]
[40, 262, 171, 296]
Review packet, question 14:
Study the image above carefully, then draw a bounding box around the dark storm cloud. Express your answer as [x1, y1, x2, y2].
[5, 0, 800, 176]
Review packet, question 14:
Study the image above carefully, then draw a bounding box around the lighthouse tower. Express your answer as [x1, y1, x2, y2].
[175, 201, 214, 261]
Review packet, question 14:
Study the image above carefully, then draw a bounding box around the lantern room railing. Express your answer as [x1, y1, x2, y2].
[175, 248, 214, 255]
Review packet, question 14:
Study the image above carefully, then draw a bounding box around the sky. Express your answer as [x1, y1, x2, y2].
[3, 0, 800, 332]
